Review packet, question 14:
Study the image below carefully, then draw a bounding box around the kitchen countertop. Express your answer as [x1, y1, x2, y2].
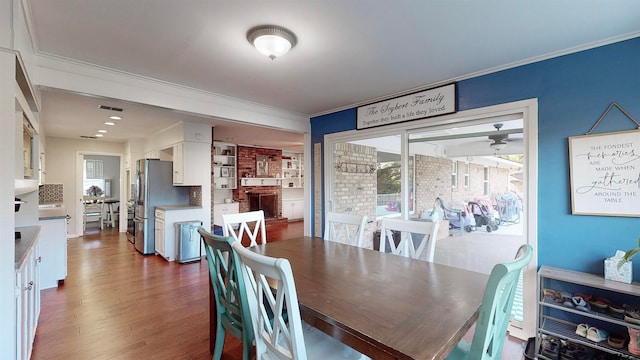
[155, 204, 203, 211]
[15, 226, 41, 269]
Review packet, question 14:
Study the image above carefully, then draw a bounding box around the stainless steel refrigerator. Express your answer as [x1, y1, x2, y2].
[134, 159, 189, 254]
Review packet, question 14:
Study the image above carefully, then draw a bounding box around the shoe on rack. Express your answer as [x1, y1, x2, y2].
[586, 326, 608, 343]
[575, 323, 589, 337]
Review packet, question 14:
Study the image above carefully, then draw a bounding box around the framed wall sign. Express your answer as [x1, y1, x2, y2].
[357, 83, 456, 130]
[568, 129, 640, 217]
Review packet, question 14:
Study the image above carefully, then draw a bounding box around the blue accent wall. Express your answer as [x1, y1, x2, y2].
[311, 37, 640, 277]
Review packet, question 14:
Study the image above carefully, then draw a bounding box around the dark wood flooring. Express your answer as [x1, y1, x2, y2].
[31, 221, 525, 359]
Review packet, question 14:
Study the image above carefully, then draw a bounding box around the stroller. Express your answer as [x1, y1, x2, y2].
[468, 201, 499, 232]
[434, 198, 475, 233]
[473, 197, 501, 226]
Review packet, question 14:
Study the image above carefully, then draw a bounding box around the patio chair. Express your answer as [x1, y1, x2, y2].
[323, 211, 367, 248]
[232, 241, 368, 359]
[222, 210, 266, 247]
[198, 228, 253, 360]
[379, 218, 440, 262]
[445, 244, 533, 360]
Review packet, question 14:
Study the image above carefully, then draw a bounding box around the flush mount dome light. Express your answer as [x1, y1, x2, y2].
[247, 25, 297, 60]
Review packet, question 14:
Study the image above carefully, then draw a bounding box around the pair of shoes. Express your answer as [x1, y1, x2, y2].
[559, 342, 594, 360]
[607, 332, 629, 349]
[540, 336, 560, 359]
[572, 296, 591, 312]
[586, 326, 608, 342]
[575, 323, 589, 337]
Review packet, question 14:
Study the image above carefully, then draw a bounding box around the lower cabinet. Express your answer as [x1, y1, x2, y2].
[16, 237, 41, 360]
[38, 218, 67, 289]
[537, 265, 640, 359]
[155, 207, 206, 261]
[282, 199, 303, 220]
[213, 202, 239, 227]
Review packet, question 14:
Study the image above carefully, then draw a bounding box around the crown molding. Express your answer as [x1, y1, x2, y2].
[33, 52, 310, 133]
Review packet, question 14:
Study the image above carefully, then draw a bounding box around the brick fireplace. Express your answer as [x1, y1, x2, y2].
[233, 146, 288, 226]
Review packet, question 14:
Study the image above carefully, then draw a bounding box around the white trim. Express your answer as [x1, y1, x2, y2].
[34, 53, 310, 133]
[324, 98, 539, 340]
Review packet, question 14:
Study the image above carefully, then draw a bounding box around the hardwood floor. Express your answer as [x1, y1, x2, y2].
[32, 221, 525, 360]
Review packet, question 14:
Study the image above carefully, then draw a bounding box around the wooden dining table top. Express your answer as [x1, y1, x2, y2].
[248, 236, 489, 360]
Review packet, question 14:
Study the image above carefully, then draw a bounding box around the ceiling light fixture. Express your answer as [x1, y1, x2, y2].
[95, 134, 104, 138]
[489, 141, 507, 151]
[247, 25, 297, 60]
[104, 121, 115, 126]
[109, 116, 122, 120]
[98, 129, 107, 133]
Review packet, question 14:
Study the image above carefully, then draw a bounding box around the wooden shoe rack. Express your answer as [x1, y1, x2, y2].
[537, 265, 640, 359]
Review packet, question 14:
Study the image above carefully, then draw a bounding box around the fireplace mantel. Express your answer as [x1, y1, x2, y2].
[241, 177, 282, 187]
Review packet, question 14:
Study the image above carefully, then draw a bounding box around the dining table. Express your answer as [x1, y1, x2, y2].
[103, 198, 119, 228]
[209, 236, 489, 360]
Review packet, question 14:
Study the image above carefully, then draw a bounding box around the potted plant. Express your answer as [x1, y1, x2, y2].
[619, 236, 640, 269]
[86, 185, 104, 197]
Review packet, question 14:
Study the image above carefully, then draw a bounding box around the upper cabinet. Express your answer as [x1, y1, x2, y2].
[172, 141, 210, 186]
[213, 142, 237, 189]
[282, 152, 303, 188]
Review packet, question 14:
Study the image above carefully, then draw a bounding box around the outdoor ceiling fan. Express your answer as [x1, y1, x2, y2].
[488, 123, 510, 151]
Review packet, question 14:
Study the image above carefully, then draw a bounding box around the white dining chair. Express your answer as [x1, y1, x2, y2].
[323, 212, 367, 248]
[379, 218, 440, 262]
[232, 241, 369, 360]
[222, 210, 266, 247]
[82, 196, 105, 231]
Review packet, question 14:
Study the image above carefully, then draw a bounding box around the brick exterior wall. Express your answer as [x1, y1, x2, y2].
[413, 156, 515, 214]
[332, 143, 377, 248]
[234, 146, 283, 217]
[413, 154, 452, 215]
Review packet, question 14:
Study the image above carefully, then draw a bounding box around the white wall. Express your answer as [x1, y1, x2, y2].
[45, 137, 125, 235]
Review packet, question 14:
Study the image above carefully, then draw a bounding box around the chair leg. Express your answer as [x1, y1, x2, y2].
[213, 323, 225, 360]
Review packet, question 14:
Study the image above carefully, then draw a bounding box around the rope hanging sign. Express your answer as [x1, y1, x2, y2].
[568, 102, 640, 217]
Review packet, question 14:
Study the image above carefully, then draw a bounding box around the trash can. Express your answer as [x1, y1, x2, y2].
[175, 220, 202, 263]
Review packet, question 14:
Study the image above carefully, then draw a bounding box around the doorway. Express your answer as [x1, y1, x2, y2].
[324, 99, 538, 339]
[76, 152, 124, 236]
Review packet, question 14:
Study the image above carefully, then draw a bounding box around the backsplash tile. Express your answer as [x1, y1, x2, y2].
[39, 184, 64, 204]
[190, 186, 202, 206]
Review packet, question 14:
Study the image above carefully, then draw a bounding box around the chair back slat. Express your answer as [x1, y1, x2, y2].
[199, 228, 254, 360]
[467, 244, 533, 360]
[223, 210, 266, 247]
[379, 218, 440, 262]
[323, 212, 367, 247]
[232, 241, 307, 359]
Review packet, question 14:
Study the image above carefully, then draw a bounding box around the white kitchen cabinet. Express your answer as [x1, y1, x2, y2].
[282, 199, 304, 220]
[213, 202, 239, 227]
[16, 236, 40, 360]
[213, 142, 237, 190]
[155, 209, 166, 259]
[155, 206, 206, 261]
[173, 142, 210, 186]
[38, 218, 67, 289]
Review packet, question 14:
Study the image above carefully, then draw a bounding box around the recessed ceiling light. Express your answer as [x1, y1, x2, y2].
[104, 121, 115, 126]
[98, 129, 107, 133]
[109, 116, 122, 120]
[95, 134, 104, 137]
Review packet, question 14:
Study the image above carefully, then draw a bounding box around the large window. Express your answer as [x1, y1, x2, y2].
[464, 162, 470, 188]
[451, 161, 458, 188]
[83, 159, 105, 196]
[483, 167, 490, 195]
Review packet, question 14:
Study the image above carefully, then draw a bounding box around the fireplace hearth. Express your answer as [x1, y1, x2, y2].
[249, 193, 278, 219]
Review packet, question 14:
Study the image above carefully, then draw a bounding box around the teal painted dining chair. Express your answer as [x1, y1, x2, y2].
[199, 227, 254, 360]
[446, 244, 533, 360]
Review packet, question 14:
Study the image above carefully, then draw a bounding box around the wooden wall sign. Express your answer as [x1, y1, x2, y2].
[569, 129, 640, 217]
[356, 83, 456, 130]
